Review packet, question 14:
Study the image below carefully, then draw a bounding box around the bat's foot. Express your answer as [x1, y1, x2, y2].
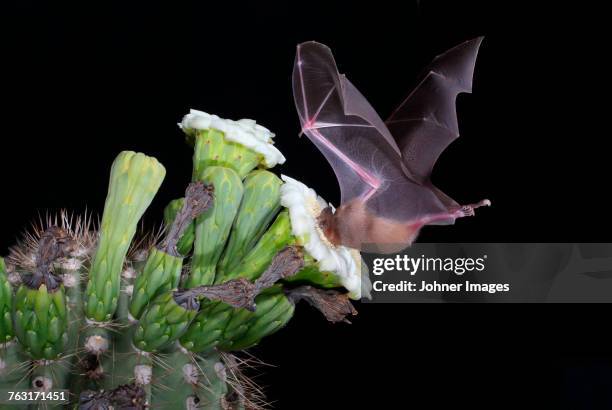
[417, 199, 491, 227]
[456, 199, 491, 218]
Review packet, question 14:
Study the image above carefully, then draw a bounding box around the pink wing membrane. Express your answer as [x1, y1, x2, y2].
[292, 41, 448, 221]
[386, 37, 483, 210]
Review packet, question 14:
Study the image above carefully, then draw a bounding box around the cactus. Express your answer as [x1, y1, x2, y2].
[187, 166, 244, 288]
[0, 258, 13, 343]
[163, 198, 196, 256]
[85, 151, 166, 322]
[0, 111, 363, 409]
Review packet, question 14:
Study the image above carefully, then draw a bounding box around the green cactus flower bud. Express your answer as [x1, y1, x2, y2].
[187, 166, 243, 288]
[131, 182, 214, 319]
[133, 291, 198, 353]
[14, 283, 68, 360]
[218, 210, 294, 283]
[129, 248, 183, 320]
[216, 170, 282, 282]
[0, 258, 14, 343]
[85, 151, 166, 322]
[180, 287, 294, 354]
[181, 110, 285, 179]
[181, 247, 304, 354]
[163, 198, 195, 256]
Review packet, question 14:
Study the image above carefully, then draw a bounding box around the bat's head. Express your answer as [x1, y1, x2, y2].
[316, 206, 341, 247]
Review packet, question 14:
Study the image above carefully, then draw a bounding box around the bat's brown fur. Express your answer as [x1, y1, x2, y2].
[318, 201, 420, 253]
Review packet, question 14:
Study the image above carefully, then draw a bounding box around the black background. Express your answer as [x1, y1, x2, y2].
[1, 1, 607, 408]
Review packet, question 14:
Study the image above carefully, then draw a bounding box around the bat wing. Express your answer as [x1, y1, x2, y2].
[292, 41, 449, 222]
[386, 37, 483, 209]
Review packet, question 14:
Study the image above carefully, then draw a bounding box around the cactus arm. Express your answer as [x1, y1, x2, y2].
[181, 247, 304, 354]
[186, 167, 243, 288]
[130, 182, 214, 320]
[218, 210, 294, 283]
[14, 284, 68, 360]
[129, 248, 183, 320]
[216, 170, 282, 282]
[85, 151, 166, 322]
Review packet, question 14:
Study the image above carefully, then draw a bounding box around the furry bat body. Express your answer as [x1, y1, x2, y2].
[292, 38, 489, 253]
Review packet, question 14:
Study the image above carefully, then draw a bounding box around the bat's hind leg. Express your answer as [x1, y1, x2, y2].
[455, 199, 491, 218]
[414, 199, 491, 228]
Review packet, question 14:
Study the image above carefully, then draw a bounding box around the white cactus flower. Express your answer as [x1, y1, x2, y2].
[280, 175, 371, 299]
[180, 109, 286, 168]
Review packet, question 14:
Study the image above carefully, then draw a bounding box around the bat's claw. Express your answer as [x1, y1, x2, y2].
[459, 206, 475, 217]
[457, 199, 491, 218]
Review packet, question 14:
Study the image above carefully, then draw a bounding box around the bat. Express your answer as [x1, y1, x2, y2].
[292, 38, 490, 253]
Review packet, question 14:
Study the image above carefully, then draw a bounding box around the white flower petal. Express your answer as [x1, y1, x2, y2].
[180, 109, 286, 168]
[280, 175, 367, 299]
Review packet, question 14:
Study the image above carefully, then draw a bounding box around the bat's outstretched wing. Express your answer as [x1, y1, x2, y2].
[386, 37, 483, 208]
[292, 41, 448, 222]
